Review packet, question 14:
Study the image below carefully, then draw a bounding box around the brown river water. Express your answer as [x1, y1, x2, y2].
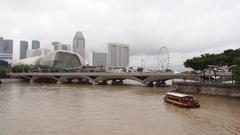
[0, 83, 240, 135]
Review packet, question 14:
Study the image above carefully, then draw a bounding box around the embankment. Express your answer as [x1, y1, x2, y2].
[0, 79, 24, 84]
[173, 82, 240, 98]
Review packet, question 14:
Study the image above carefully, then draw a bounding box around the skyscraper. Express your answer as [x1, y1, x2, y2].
[88, 51, 107, 66]
[73, 31, 85, 64]
[0, 38, 13, 61]
[93, 52, 107, 66]
[20, 41, 28, 59]
[32, 40, 40, 49]
[0, 37, 3, 53]
[3, 39, 13, 54]
[107, 43, 129, 67]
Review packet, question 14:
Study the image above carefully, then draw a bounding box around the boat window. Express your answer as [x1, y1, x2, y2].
[167, 95, 180, 101]
[185, 97, 193, 102]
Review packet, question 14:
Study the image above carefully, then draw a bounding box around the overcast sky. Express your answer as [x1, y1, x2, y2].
[0, 0, 239, 67]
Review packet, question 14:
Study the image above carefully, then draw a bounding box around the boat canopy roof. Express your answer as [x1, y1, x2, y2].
[166, 92, 192, 98]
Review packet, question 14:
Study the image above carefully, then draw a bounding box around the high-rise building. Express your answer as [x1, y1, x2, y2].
[88, 51, 107, 66]
[32, 40, 40, 49]
[0, 37, 4, 53]
[0, 38, 13, 61]
[3, 39, 13, 54]
[73, 31, 85, 64]
[0, 53, 12, 61]
[107, 43, 129, 67]
[93, 52, 107, 66]
[20, 41, 28, 59]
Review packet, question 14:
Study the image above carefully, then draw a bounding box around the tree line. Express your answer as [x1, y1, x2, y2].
[184, 48, 240, 83]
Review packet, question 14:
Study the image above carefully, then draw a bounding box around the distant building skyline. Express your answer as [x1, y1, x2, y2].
[1, 33, 131, 68]
[0, 36, 44, 61]
[20, 41, 28, 59]
[73, 31, 85, 64]
[108, 43, 129, 67]
[32, 40, 40, 49]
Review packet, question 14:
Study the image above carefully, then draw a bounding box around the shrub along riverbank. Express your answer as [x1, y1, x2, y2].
[184, 48, 240, 85]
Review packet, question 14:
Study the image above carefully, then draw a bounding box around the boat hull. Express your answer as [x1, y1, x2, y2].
[164, 98, 200, 108]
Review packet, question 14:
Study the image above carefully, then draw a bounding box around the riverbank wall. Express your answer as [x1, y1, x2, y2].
[173, 82, 240, 98]
[0, 79, 24, 84]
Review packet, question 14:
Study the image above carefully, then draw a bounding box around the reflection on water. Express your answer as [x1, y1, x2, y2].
[0, 83, 240, 135]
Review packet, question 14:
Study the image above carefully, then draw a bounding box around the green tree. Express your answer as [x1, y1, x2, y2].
[0, 67, 7, 77]
[184, 48, 240, 70]
[233, 66, 240, 84]
[184, 48, 240, 84]
[137, 67, 144, 72]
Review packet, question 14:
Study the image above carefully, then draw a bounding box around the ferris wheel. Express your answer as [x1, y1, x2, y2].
[156, 47, 170, 70]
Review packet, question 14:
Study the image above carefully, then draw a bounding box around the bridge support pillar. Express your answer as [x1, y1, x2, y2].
[78, 79, 92, 84]
[67, 79, 72, 84]
[155, 81, 166, 87]
[77, 78, 82, 83]
[147, 82, 154, 87]
[112, 79, 123, 85]
[57, 80, 63, 84]
[98, 80, 108, 85]
[30, 78, 35, 83]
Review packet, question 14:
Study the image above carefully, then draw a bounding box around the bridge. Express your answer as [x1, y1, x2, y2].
[8, 71, 234, 86]
[8, 72, 180, 86]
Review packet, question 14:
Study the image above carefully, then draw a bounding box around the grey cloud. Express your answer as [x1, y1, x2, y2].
[0, 0, 239, 60]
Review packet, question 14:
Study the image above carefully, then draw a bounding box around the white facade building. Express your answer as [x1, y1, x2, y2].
[107, 43, 129, 67]
[52, 41, 71, 51]
[73, 31, 85, 64]
[27, 48, 51, 58]
[14, 50, 84, 68]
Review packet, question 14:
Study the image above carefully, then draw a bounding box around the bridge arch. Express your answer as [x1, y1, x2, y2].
[30, 76, 59, 83]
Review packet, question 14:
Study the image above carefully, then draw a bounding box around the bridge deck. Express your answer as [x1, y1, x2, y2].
[8, 72, 232, 84]
[8, 72, 176, 76]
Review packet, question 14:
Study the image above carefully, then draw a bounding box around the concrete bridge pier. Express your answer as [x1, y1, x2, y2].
[111, 79, 123, 85]
[57, 80, 63, 84]
[78, 78, 92, 85]
[155, 81, 166, 87]
[147, 82, 154, 87]
[98, 80, 108, 85]
[77, 78, 82, 83]
[29, 76, 37, 83]
[30, 78, 34, 83]
[66, 79, 73, 83]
